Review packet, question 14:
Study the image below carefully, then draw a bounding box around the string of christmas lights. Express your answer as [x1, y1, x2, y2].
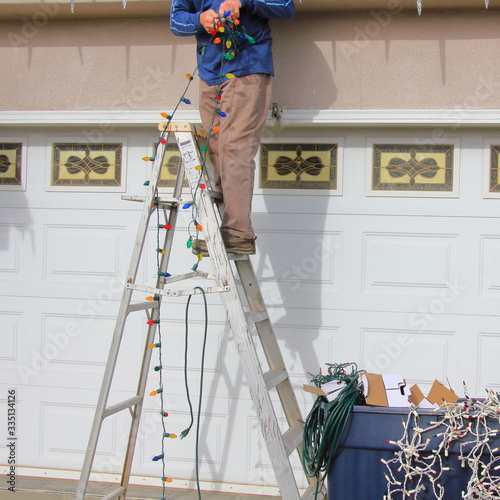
[383, 387, 500, 499]
[140, 12, 257, 498]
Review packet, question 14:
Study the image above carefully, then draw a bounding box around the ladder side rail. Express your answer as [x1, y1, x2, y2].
[234, 260, 315, 488]
[119, 157, 187, 495]
[76, 140, 171, 500]
[234, 260, 304, 424]
[173, 131, 301, 500]
[201, 141, 316, 492]
[118, 321, 160, 497]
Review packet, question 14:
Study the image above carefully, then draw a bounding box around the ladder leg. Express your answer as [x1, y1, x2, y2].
[76, 289, 135, 499]
[120, 163, 185, 495]
[76, 138, 173, 499]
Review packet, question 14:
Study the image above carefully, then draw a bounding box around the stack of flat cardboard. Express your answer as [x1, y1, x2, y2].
[303, 374, 458, 408]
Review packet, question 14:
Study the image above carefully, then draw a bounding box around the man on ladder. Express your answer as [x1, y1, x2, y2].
[170, 0, 295, 255]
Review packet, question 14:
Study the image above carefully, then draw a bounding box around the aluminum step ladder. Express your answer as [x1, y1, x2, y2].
[75, 121, 325, 500]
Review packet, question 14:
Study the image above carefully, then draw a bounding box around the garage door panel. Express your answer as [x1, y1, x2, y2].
[478, 333, 500, 391]
[0, 208, 139, 299]
[363, 232, 458, 295]
[479, 235, 500, 298]
[0, 311, 23, 364]
[255, 230, 342, 292]
[43, 224, 125, 283]
[0, 222, 27, 281]
[0, 296, 147, 392]
[361, 327, 456, 386]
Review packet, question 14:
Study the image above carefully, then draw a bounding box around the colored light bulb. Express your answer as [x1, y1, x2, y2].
[182, 202, 192, 209]
[147, 319, 160, 325]
[142, 156, 154, 161]
[161, 411, 169, 417]
[160, 138, 167, 144]
[154, 365, 162, 371]
[186, 73, 193, 80]
[195, 165, 202, 170]
[213, 37, 221, 44]
[149, 388, 163, 396]
[148, 343, 161, 348]
[180, 97, 191, 104]
[196, 223, 203, 231]
[213, 126, 220, 133]
[156, 248, 166, 254]
[160, 112, 172, 119]
[158, 224, 172, 229]
[152, 454, 164, 461]
[200, 184, 206, 189]
[143, 181, 150, 186]
[224, 73, 235, 79]
[200, 146, 207, 152]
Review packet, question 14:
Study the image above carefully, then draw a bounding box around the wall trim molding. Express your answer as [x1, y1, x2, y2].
[1, 466, 282, 496]
[1, 109, 500, 127]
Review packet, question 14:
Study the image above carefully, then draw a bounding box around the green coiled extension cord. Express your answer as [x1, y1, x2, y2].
[301, 362, 366, 493]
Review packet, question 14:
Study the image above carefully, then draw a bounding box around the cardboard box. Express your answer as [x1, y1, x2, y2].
[426, 379, 458, 405]
[302, 380, 347, 402]
[304, 374, 458, 409]
[362, 373, 410, 407]
[408, 384, 436, 409]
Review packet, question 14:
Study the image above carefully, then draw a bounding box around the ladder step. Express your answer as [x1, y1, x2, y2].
[245, 310, 269, 325]
[100, 486, 126, 500]
[127, 301, 160, 314]
[209, 189, 223, 200]
[301, 484, 326, 500]
[228, 253, 250, 261]
[103, 395, 142, 419]
[121, 194, 193, 207]
[127, 283, 230, 297]
[282, 427, 303, 457]
[263, 368, 288, 391]
[158, 121, 206, 137]
[163, 270, 218, 285]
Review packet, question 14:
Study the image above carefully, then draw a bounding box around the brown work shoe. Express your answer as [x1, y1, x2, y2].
[192, 239, 209, 257]
[224, 235, 256, 255]
[191, 236, 256, 257]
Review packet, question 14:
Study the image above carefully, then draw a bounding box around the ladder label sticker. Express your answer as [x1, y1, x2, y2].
[179, 139, 200, 185]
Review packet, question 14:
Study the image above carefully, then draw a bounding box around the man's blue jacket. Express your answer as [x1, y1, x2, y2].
[170, 0, 294, 85]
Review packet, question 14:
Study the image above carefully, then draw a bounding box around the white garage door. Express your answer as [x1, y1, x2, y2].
[1, 120, 500, 491]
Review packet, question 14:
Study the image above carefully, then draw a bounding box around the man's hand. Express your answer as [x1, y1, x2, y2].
[199, 8, 218, 33]
[219, 0, 242, 21]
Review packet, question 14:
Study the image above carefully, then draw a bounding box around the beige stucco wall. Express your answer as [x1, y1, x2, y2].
[1, 8, 499, 111]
